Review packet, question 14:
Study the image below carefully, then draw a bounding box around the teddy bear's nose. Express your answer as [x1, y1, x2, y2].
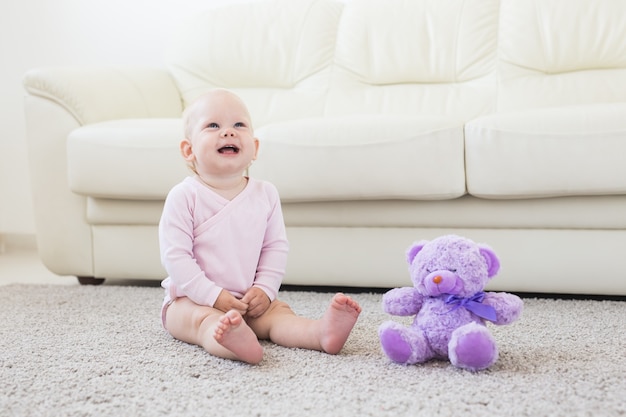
[433, 275, 443, 284]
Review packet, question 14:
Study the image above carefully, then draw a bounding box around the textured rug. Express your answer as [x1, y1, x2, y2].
[0, 284, 624, 417]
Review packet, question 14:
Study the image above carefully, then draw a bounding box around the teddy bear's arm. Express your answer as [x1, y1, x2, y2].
[382, 287, 423, 316]
[483, 292, 524, 325]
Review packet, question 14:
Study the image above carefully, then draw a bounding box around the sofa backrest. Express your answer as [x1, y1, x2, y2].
[327, 0, 499, 121]
[166, 0, 343, 127]
[497, 0, 626, 112]
[167, 0, 626, 124]
[166, 0, 500, 126]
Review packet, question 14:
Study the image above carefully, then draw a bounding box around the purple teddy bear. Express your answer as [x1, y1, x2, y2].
[379, 234, 523, 371]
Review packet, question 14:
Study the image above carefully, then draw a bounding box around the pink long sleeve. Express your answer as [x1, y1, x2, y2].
[159, 177, 288, 307]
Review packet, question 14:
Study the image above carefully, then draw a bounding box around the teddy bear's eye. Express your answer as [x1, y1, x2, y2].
[427, 268, 457, 273]
[426, 268, 457, 274]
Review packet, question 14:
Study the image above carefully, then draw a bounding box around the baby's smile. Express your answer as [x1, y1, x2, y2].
[218, 145, 240, 154]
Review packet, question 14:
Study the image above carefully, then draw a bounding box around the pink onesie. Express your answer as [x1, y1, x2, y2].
[159, 176, 289, 326]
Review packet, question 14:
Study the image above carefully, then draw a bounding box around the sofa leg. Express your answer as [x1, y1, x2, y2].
[77, 276, 105, 285]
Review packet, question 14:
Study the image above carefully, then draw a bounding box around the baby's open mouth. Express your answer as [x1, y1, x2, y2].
[218, 145, 240, 154]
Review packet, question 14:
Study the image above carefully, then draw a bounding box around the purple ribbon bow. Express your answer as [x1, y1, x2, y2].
[444, 292, 497, 322]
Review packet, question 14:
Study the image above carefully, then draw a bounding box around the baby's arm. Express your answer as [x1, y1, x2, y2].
[159, 183, 223, 307]
[250, 183, 289, 303]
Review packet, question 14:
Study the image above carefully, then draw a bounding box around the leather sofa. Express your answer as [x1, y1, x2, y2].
[23, 0, 626, 295]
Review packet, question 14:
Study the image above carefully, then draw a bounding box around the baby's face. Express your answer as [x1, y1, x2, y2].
[183, 90, 259, 179]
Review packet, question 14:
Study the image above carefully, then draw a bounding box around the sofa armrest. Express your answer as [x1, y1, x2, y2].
[23, 66, 183, 125]
[22, 66, 183, 278]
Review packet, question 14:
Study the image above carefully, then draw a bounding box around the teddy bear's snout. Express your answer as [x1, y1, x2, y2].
[425, 270, 461, 295]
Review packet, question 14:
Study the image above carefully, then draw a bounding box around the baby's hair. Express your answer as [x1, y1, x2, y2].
[182, 104, 196, 141]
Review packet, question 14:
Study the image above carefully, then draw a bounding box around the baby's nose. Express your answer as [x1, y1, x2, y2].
[221, 129, 235, 137]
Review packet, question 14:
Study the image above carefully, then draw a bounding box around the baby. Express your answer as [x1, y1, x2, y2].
[159, 88, 362, 364]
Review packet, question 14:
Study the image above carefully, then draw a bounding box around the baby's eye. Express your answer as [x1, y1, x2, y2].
[234, 122, 246, 128]
[207, 122, 219, 128]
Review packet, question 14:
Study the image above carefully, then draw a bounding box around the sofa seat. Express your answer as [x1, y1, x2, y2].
[67, 115, 466, 202]
[253, 115, 466, 201]
[68, 103, 626, 203]
[466, 103, 626, 198]
[67, 119, 186, 199]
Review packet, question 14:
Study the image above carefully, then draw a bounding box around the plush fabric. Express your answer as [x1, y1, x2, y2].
[379, 234, 523, 371]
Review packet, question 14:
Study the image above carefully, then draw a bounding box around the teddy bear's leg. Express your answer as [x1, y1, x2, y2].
[448, 322, 498, 371]
[379, 321, 431, 364]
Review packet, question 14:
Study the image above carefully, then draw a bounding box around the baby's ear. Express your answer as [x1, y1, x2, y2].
[478, 244, 500, 277]
[251, 137, 260, 162]
[406, 240, 428, 264]
[180, 139, 195, 162]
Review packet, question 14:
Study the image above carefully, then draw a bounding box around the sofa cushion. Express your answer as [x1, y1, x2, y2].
[251, 115, 466, 202]
[67, 119, 188, 199]
[166, 0, 342, 125]
[334, 0, 498, 85]
[465, 103, 626, 199]
[497, 0, 626, 112]
[324, 0, 499, 121]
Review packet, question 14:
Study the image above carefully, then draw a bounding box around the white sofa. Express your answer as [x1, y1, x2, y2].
[23, 0, 626, 295]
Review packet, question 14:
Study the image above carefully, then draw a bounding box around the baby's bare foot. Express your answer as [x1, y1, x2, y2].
[214, 310, 263, 364]
[319, 293, 362, 354]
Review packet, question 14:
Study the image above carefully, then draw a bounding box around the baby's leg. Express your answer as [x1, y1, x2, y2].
[165, 297, 263, 364]
[249, 293, 361, 354]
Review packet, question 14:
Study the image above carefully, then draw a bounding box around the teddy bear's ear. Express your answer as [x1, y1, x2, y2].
[406, 240, 428, 264]
[478, 244, 500, 278]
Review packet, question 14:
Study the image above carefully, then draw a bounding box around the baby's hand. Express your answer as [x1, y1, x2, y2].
[213, 289, 248, 316]
[241, 287, 271, 318]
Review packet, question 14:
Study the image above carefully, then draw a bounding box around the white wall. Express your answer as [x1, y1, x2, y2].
[0, 0, 249, 235]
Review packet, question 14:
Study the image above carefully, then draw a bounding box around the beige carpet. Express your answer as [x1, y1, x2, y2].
[1, 284, 624, 417]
